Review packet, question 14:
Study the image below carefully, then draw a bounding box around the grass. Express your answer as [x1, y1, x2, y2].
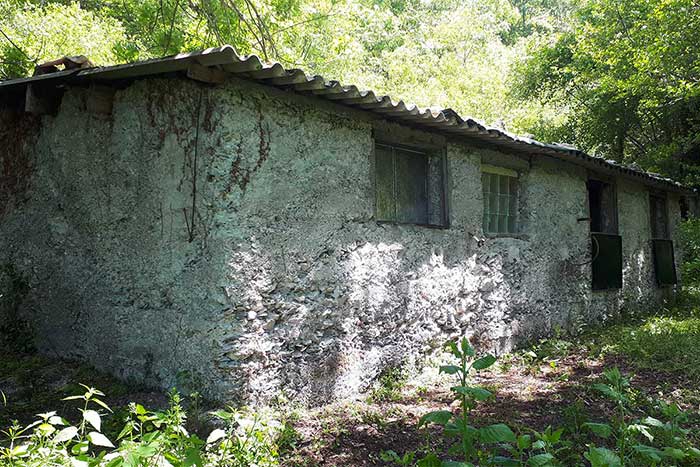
[595, 315, 700, 377]
[510, 289, 700, 380]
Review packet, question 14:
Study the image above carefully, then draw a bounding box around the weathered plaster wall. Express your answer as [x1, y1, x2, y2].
[0, 76, 681, 404]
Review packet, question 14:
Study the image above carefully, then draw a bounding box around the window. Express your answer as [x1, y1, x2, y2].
[587, 179, 618, 234]
[650, 195, 669, 239]
[588, 178, 622, 290]
[649, 194, 677, 286]
[482, 166, 518, 235]
[375, 143, 447, 226]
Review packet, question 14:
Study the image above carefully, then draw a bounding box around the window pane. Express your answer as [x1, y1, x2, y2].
[498, 213, 507, 232]
[394, 148, 428, 224]
[375, 145, 395, 221]
[489, 214, 498, 233]
[482, 172, 518, 234]
[500, 194, 509, 216]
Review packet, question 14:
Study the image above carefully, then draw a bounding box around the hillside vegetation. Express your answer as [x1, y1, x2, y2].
[2, 0, 700, 184]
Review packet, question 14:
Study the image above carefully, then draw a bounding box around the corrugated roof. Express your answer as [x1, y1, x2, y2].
[0, 45, 691, 193]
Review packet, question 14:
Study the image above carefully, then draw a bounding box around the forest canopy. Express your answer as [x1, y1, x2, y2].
[1, 0, 699, 185]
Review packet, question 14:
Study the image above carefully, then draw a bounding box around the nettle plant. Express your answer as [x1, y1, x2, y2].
[383, 338, 586, 467]
[0, 385, 284, 467]
[583, 367, 700, 467]
[385, 337, 518, 466]
[0, 384, 116, 465]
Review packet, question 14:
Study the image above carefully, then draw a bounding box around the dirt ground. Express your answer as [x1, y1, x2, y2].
[1, 348, 698, 466]
[281, 350, 700, 466]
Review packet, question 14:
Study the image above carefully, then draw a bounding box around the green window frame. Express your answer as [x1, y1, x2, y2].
[482, 166, 519, 235]
[588, 178, 622, 291]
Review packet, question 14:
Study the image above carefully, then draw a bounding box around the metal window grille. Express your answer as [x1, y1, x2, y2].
[375, 143, 446, 226]
[482, 172, 518, 234]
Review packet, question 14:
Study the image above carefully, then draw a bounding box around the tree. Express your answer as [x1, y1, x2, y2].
[0, 2, 129, 79]
[513, 0, 700, 185]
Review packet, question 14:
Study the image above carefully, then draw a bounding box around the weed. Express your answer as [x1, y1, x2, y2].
[0, 385, 288, 466]
[583, 368, 700, 466]
[595, 316, 700, 378]
[369, 366, 408, 403]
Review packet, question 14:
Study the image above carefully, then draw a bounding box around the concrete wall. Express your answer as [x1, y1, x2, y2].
[0, 76, 682, 404]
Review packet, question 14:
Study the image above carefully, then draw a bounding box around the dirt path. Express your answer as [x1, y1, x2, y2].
[281, 351, 700, 466]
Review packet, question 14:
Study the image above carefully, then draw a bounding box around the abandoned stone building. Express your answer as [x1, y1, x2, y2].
[0, 46, 693, 403]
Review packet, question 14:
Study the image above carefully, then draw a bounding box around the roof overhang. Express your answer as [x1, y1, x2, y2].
[0, 45, 693, 194]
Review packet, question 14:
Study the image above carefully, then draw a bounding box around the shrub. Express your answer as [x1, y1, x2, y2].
[679, 218, 700, 286]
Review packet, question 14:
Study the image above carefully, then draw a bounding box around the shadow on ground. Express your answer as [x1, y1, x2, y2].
[282, 349, 700, 467]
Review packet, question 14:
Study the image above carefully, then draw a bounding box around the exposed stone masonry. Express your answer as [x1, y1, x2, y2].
[0, 76, 681, 404]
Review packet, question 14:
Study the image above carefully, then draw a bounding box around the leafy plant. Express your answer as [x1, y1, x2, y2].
[369, 366, 408, 403]
[391, 337, 516, 465]
[0, 384, 287, 466]
[583, 367, 700, 466]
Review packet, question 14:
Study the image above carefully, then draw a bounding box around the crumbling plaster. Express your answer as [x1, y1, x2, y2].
[0, 76, 681, 404]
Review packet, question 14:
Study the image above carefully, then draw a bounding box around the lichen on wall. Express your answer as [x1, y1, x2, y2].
[0, 76, 682, 405]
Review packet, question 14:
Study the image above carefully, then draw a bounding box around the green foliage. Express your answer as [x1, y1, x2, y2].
[383, 336, 699, 467]
[369, 366, 408, 403]
[3, 0, 697, 184]
[0, 2, 130, 79]
[0, 385, 288, 466]
[583, 368, 699, 466]
[0, 0, 576, 136]
[596, 315, 700, 378]
[387, 337, 576, 466]
[514, 0, 700, 185]
[679, 218, 700, 285]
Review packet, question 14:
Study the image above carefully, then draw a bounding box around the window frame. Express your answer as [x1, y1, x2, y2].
[481, 164, 520, 237]
[373, 141, 449, 228]
[587, 176, 623, 291]
[587, 177, 619, 235]
[649, 192, 677, 287]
